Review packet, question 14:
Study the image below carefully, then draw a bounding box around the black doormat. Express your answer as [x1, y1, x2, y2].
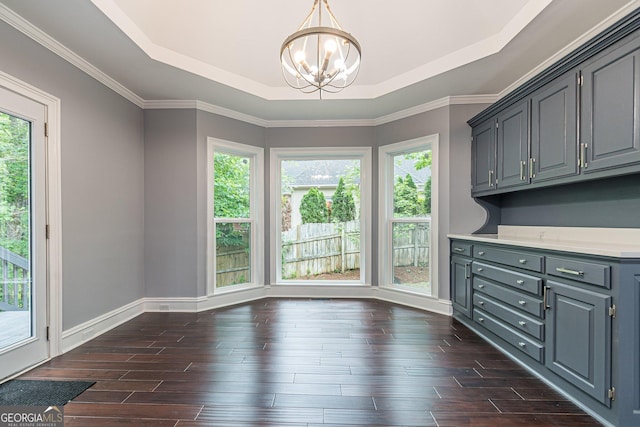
[0, 380, 94, 406]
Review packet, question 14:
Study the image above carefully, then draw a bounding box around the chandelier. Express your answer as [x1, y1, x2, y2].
[280, 0, 361, 96]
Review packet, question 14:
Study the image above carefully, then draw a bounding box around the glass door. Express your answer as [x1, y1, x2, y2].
[0, 86, 48, 381]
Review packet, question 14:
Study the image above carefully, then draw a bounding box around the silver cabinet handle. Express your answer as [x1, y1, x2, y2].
[543, 286, 550, 310]
[477, 251, 485, 256]
[478, 317, 484, 323]
[478, 284, 485, 289]
[519, 160, 526, 181]
[518, 300, 526, 306]
[529, 158, 536, 179]
[477, 268, 484, 272]
[478, 301, 484, 306]
[489, 170, 494, 187]
[555, 267, 584, 277]
[518, 321, 526, 326]
[465, 263, 470, 279]
[453, 247, 465, 253]
[516, 280, 525, 285]
[518, 259, 527, 264]
[518, 342, 526, 348]
[580, 143, 588, 168]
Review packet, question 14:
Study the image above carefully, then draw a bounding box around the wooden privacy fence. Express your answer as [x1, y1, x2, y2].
[216, 246, 250, 288]
[282, 220, 360, 279]
[392, 221, 430, 268]
[0, 246, 30, 311]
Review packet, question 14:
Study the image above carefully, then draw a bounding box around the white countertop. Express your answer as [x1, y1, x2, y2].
[448, 226, 640, 258]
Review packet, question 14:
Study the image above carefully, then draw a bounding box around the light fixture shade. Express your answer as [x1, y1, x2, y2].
[280, 0, 361, 96]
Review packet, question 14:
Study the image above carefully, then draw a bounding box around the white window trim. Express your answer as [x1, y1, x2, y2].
[270, 147, 372, 286]
[378, 134, 439, 298]
[207, 138, 264, 295]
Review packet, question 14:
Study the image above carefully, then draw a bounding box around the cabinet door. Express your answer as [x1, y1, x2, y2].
[531, 72, 578, 182]
[471, 119, 496, 195]
[545, 280, 612, 406]
[451, 255, 472, 318]
[496, 101, 529, 190]
[581, 37, 640, 173]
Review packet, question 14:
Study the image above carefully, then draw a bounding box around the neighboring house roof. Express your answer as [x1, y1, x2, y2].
[282, 158, 430, 188]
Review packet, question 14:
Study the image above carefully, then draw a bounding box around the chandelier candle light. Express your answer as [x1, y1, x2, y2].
[280, 0, 361, 96]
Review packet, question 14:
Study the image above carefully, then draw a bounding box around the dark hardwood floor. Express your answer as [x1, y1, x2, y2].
[19, 298, 602, 426]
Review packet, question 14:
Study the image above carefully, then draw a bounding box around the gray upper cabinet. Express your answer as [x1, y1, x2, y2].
[471, 118, 495, 194]
[581, 36, 640, 173]
[496, 101, 529, 189]
[545, 280, 612, 406]
[530, 72, 578, 182]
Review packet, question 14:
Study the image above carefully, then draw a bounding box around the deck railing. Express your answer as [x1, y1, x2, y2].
[0, 246, 30, 311]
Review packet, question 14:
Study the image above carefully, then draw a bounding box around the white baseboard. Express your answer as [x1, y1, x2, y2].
[61, 298, 145, 353]
[60, 286, 452, 354]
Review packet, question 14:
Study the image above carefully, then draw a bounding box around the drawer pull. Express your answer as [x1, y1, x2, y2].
[478, 317, 484, 322]
[518, 300, 526, 306]
[555, 267, 584, 277]
[516, 280, 525, 285]
[518, 342, 526, 348]
[518, 321, 526, 326]
[478, 301, 484, 306]
[453, 247, 465, 253]
[477, 251, 485, 256]
[477, 268, 484, 272]
[478, 284, 485, 289]
[518, 259, 527, 264]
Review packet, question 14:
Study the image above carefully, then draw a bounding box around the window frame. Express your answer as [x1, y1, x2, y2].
[378, 135, 439, 297]
[207, 137, 264, 294]
[270, 147, 372, 286]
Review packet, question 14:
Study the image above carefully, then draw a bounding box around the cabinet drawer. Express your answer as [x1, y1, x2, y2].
[474, 308, 544, 363]
[474, 293, 544, 340]
[474, 278, 544, 318]
[451, 241, 473, 257]
[473, 245, 544, 272]
[547, 256, 611, 289]
[472, 261, 542, 295]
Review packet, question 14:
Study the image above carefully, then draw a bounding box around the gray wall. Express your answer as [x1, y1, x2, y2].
[0, 21, 145, 329]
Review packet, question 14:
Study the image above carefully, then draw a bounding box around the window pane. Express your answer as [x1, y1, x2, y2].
[393, 150, 431, 218]
[215, 222, 251, 287]
[281, 159, 361, 281]
[392, 221, 430, 292]
[214, 152, 250, 218]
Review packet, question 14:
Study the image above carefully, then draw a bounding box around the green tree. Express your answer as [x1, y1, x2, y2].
[330, 177, 355, 223]
[299, 187, 328, 224]
[423, 176, 432, 214]
[213, 152, 250, 218]
[394, 174, 419, 217]
[0, 112, 30, 257]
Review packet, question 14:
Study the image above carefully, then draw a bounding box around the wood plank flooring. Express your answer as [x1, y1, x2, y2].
[18, 298, 602, 426]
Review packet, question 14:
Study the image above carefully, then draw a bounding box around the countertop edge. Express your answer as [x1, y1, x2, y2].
[447, 233, 640, 259]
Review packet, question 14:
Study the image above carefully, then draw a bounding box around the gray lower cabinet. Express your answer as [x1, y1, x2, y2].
[581, 36, 640, 173]
[451, 254, 472, 318]
[449, 239, 640, 426]
[545, 280, 612, 406]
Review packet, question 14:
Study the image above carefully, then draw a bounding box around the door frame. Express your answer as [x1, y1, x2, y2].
[0, 70, 62, 364]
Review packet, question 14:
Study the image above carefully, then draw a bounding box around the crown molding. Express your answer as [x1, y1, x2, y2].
[0, 3, 145, 108]
[497, 1, 640, 100]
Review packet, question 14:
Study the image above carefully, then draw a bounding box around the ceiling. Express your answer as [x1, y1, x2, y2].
[0, 0, 638, 122]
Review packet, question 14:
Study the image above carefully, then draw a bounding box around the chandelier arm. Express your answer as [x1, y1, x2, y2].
[298, 0, 319, 30]
[322, 0, 345, 31]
